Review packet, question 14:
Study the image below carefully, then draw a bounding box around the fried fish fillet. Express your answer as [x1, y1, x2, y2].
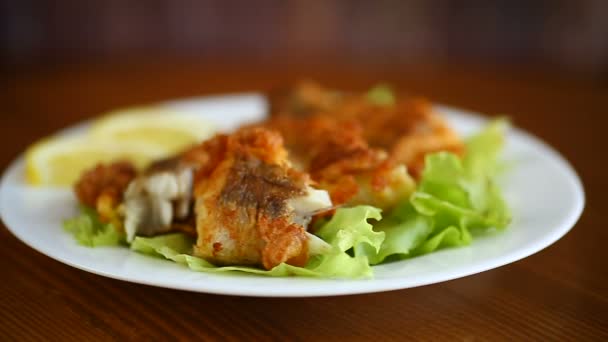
[122, 157, 194, 242]
[74, 161, 137, 226]
[74, 161, 136, 209]
[262, 115, 414, 209]
[192, 127, 331, 269]
[268, 81, 464, 178]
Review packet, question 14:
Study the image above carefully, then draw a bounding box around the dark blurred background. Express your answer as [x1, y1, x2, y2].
[1, 0, 607, 80]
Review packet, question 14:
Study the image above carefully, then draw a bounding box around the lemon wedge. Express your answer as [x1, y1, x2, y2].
[25, 136, 167, 186]
[89, 107, 215, 154]
[25, 106, 215, 186]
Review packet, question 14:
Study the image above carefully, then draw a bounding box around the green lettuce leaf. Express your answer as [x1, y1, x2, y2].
[316, 206, 384, 254]
[130, 205, 383, 278]
[414, 119, 510, 230]
[63, 207, 124, 247]
[363, 119, 511, 264]
[357, 203, 433, 264]
[366, 84, 395, 106]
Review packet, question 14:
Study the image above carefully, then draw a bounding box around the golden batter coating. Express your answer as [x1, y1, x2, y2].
[192, 128, 314, 269]
[263, 82, 463, 206]
[74, 161, 137, 223]
[268, 81, 464, 178]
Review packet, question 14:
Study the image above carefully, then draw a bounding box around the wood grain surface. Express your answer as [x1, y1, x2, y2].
[1, 61, 607, 340]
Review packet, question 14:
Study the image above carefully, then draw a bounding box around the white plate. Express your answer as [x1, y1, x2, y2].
[0, 94, 584, 297]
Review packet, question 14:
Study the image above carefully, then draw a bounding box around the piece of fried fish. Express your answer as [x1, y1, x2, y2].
[191, 127, 331, 269]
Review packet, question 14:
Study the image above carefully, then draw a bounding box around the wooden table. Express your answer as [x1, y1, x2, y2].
[2, 61, 606, 340]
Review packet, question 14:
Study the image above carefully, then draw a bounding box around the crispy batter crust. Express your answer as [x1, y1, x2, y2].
[264, 81, 464, 204]
[74, 161, 136, 209]
[262, 114, 406, 207]
[193, 128, 311, 269]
